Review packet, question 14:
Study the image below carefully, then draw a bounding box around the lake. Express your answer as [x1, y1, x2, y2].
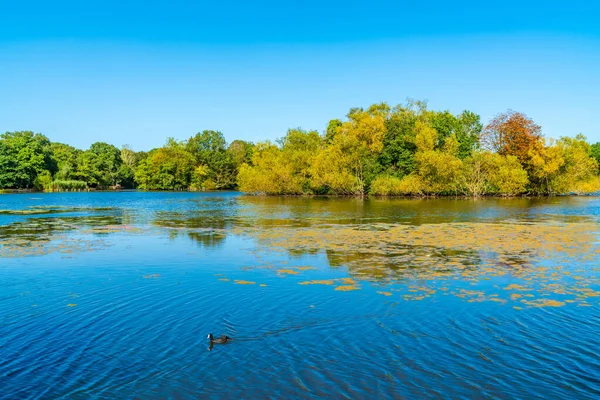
[1, 192, 599, 399]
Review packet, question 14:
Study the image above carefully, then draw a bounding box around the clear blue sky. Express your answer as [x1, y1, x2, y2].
[1, 0, 599, 150]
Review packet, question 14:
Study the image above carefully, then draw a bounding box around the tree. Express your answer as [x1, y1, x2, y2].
[227, 140, 254, 167]
[50, 142, 80, 180]
[330, 105, 387, 193]
[590, 142, 600, 173]
[529, 135, 599, 194]
[480, 110, 543, 166]
[414, 125, 463, 195]
[118, 145, 138, 188]
[237, 141, 304, 194]
[73, 142, 122, 188]
[134, 139, 195, 190]
[186, 130, 237, 189]
[0, 131, 53, 189]
[486, 154, 529, 195]
[378, 103, 422, 177]
[460, 151, 491, 197]
[455, 111, 482, 159]
[279, 128, 322, 187]
[90, 142, 122, 187]
[460, 151, 528, 196]
[325, 119, 342, 144]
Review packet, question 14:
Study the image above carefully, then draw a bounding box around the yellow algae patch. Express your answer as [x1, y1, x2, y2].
[295, 266, 315, 271]
[377, 291, 392, 296]
[234, 280, 256, 285]
[504, 284, 530, 291]
[540, 300, 566, 307]
[143, 274, 161, 279]
[340, 278, 356, 285]
[335, 285, 359, 291]
[298, 280, 335, 285]
[277, 269, 299, 275]
[67, 303, 77, 307]
[218, 278, 230, 282]
[581, 291, 600, 298]
[260, 284, 267, 287]
[524, 299, 566, 307]
[510, 294, 523, 300]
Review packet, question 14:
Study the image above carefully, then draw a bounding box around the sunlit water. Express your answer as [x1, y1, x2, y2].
[1, 192, 600, 399]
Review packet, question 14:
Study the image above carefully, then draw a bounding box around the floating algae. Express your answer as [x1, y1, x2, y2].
[335, 285, 359, 291]
[233, 219, 600, 307]
[277, 269, 299, 275]
[522, 299, 566, 308]
[298, 280, 336, 285]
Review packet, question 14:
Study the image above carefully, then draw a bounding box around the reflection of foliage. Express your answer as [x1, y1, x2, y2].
[186, 230, 226, 249]
[0, 206, 116, 216]
[0, 215, 122, 240]
[239, 218, 600, 305]
[0, 214, 124, 257]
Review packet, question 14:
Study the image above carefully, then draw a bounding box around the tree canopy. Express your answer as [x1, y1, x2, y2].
[1, 101, 598, 196]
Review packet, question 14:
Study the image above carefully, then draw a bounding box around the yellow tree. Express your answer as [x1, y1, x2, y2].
[313, 104, 387, 194]
[414, 122, 463, 195]
[237, 141, 304, 194]
[529, 135, 599, 194]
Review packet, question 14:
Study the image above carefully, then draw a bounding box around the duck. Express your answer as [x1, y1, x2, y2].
[207, 333, 231, 344]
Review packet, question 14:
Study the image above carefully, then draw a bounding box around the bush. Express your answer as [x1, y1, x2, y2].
[370, 175, 424, 196]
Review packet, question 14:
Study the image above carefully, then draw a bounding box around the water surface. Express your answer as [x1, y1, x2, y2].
[1, 192, 600, 399]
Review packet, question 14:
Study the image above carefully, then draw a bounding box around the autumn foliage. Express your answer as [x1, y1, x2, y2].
[480, 110, 543, 165]
[238, 103, 599, 196]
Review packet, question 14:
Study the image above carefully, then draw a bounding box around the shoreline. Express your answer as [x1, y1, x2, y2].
[1, 189, 598, 198]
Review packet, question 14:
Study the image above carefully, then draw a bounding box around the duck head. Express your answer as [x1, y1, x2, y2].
[207, 333, 213, 341]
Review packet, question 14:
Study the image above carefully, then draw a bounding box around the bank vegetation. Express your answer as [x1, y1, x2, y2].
[2, 101, 599, 196]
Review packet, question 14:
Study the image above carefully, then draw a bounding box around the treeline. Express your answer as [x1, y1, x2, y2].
[1, 100, 599, 196]
[239, 101, 600, 196]
[0, 130, 252, 191]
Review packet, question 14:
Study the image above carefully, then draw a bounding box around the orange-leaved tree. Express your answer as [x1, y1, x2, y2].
[480, 110, 543, 166]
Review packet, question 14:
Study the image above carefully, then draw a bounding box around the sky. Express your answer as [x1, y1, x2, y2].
[1, 0, 599, 150]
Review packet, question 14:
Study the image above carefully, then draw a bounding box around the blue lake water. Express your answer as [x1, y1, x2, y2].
[1, 192, 599, 399]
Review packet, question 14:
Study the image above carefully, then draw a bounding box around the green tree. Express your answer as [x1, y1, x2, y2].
[227, 140, 254, 167]
[50, 142, 80, 180]
[379, 103, 421, 177]
[325, 119, 342, 144]
[186, 130, 237, 189]
[135, 139, 195, 190]
[0, 131, 53, 189]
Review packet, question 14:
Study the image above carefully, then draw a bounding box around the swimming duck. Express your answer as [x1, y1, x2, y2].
[207, 333, 231, 344]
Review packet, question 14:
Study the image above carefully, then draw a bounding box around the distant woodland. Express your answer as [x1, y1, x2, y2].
[2, 100, 600, 196]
